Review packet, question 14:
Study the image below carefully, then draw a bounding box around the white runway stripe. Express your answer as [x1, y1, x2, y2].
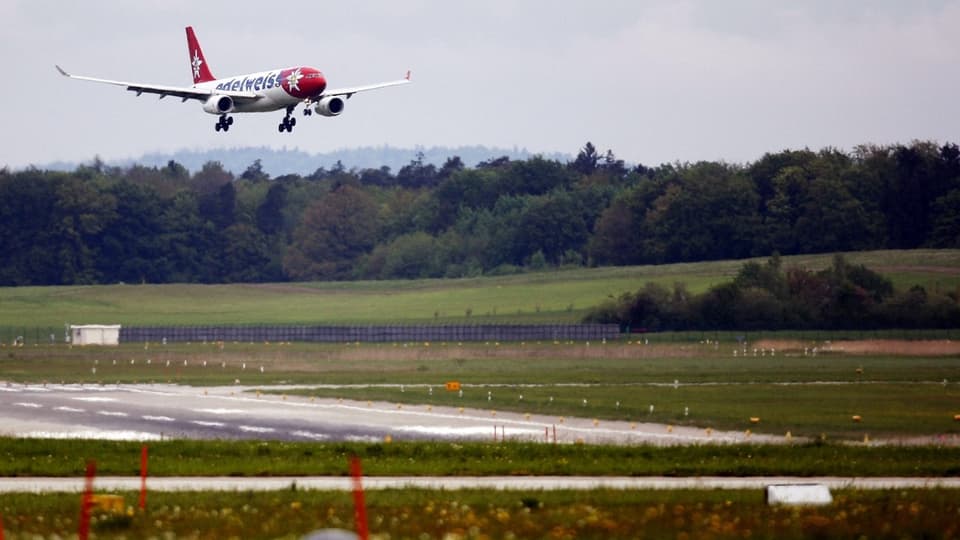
[54, 406, 85, 413]
[190, 420, 225, 427]
[197, 408, 245, 415]
[291, 430, 328, 440]
[239, 425, 275, 433]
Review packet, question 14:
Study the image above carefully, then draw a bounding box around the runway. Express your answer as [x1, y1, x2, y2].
[0, 382, 783, 445]
[1, 475, 959, 493]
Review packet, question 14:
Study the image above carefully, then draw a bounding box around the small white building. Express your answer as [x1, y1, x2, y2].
[70, 324, 121, 346]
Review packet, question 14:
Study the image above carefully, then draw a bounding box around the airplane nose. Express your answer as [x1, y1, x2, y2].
[304, 73, 326, 96]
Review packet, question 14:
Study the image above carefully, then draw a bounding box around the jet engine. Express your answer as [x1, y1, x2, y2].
[203, 95, 235, 114]
[314, 95, 345, 117]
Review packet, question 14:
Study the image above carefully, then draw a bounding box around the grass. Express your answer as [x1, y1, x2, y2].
[0, 249, 957, 328]
[3, 342, 960, 439]
[2, 438, 960, 477]
[283, 382, 960, 440]
[1, 488, 959, 539]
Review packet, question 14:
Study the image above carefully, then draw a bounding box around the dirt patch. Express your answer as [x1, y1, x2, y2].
[753, 339, 960, 356]
[874, 265, 960, 276]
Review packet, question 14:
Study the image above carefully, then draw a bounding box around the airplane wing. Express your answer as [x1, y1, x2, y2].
[55, 65, 258, 102]
[323, 70, 412, 98]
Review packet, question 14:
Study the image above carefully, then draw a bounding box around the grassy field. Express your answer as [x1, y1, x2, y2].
[3, 342, 959, 439]
[2, 488, 958, 539]
[2, 438, 959, 477]
[1, 249, 958, 328]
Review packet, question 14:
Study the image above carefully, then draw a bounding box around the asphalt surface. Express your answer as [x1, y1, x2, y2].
[2, 476, 959, 493]
[0, 381, 785, 444]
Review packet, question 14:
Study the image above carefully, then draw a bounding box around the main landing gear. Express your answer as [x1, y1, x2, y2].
[279, 106, 297, 133]
[215, 114, 233, 132]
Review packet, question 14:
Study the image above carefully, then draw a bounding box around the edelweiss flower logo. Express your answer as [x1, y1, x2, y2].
[285, 68, 303, 92]
[191, 50, 203, 79]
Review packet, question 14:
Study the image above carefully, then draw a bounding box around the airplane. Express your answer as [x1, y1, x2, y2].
[56, 26, 411, 133]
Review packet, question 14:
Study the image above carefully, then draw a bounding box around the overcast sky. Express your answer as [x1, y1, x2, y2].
[2, 0, 959, 169]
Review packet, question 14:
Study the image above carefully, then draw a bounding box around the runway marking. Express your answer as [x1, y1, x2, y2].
[97, 410, 128, 417]
[74, 397, 116, 402]
[394, 425, 542, 437]
[142, 415, 176, 422]
[239, 425, 275, 433]
[20, 430, 162, 441]
[190, 420, 225, 428]
[290, 430, 329, 440]
[124, 388, 177, 396]
[197, 408, 246, 415]
[13, 402, 42, 408]
[54, 406, 85, 413]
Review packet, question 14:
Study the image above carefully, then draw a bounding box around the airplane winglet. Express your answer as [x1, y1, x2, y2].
[55, 65, 70, 77]
[405, 70, 412, 81]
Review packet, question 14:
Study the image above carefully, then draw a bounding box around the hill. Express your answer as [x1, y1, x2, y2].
[1, 250, 957, 329]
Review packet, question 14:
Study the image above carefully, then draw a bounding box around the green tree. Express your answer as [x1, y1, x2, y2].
[587, 199, 635, 265]
[397, 152, 438, 188]
[240, 159, 270, 182]
[513, 191, 587, 264]
[374, 231, 440, 279]
[643, 163, 760, 263]
[928, 189, 960, 247]
[570, 142, 599, 176]
[0, 172, 60, 285]
[283, 185, 379, 280]
[52, 177, 117, 284]
[158, 191, 220, 282]
[218, 223, 273, 282]
[96, 181, 166, 284]
[256, 182, 288, 236]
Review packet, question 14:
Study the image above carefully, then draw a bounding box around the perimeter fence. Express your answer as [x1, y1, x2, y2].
[4, 326, 958, 347]
[118, 324, 622, 344]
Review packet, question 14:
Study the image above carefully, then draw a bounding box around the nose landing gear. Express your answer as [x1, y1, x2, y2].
[279, 105, 297, 133]
[215, 114, 234, 132]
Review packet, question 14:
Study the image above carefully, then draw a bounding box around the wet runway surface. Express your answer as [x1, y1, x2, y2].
[0, 382, 784, 444]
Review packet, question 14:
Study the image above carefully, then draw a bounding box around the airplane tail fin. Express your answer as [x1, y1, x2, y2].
[185, 26, 216, 84]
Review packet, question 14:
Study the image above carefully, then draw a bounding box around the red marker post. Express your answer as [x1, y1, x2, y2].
[139, 444, 149, 511]
[78, 460, 96, 540]
[350, 456, 369, 540]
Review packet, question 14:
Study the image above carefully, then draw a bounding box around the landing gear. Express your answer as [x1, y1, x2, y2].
[303, 99, 314, 116]
[215, 114, 233, 132]
[278, 106, 296, 133]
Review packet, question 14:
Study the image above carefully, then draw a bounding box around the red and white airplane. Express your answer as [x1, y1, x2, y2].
[56, 26, 411, 133]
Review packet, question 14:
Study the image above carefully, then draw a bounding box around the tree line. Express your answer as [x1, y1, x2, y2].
[583, 254, 960, 331]
[1, 140, 959, 287]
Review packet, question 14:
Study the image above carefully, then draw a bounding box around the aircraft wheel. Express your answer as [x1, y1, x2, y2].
[278, 124, 284, 133]
[227, 117, 234, 125]
[223, 124, 229, 132]
[215, 123, 221, 132]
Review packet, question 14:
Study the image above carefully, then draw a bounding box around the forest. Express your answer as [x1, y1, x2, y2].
[1, 140, 959, 286]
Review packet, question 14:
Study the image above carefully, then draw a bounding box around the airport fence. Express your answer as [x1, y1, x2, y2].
[4, 326, 958, 347]
[118, 324, 622, 344]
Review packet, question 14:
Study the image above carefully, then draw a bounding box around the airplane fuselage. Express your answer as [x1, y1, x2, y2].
[199, 66, 327, 113]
